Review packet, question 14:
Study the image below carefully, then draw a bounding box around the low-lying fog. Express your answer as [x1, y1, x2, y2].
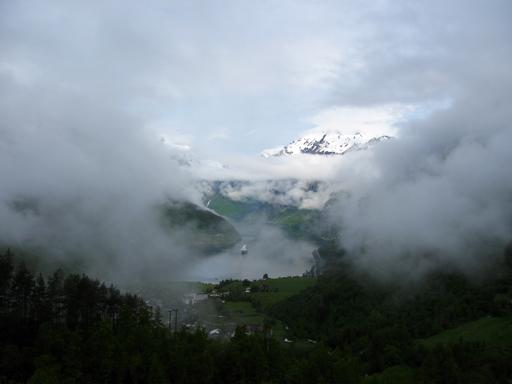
[1, 0, 511, 287]
[185, 221, 314, 282]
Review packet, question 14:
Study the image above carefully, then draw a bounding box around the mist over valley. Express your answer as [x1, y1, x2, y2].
[1, 1, 512, 382]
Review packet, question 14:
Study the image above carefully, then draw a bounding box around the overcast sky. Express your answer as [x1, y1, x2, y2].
[2, 0, 509, 158]
[1, 0, 511, 280]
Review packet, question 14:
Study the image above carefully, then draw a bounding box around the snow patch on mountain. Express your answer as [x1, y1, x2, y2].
[261, 130, 392, 158]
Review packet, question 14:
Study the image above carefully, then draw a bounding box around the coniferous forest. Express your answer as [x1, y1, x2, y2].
[2, 0, 512, 383]
[1, 247, 512, 383]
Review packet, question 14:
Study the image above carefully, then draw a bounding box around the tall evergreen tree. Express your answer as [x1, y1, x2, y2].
[0, 249, 14, 309]
[10, 261, 35, 319]
[47, 268, 65, 323]
[32, 273, 49, 322]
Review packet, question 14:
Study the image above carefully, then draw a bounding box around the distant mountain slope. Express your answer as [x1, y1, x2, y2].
[5, 196, 241, 262]
[261, 130, 392, 157]
[161, 201, 241, 254]
[204, 192, 329, 244]
[205, 194, 265, 222]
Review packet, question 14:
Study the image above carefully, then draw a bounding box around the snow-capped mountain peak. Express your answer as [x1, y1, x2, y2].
[261, 130, 392, 158]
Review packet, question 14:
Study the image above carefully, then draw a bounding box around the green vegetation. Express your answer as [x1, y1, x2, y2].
[267, 247, 512, 382]
[2, 245, 512, 383]
[215, 276, 315, 311]
[363, 365, 416, 384]
[269, 208, 322, 240]
[206, 194, 261, 221]
[262, 276, 316, 292]
[250, 277, 316, 310]
[0, 250, 363, 383]
[205, 192, 327, 242]
[210, 276, 316, 341]
[421, 316, 512, 348]
[161, 201, 241, 253]
[223, 301, 265, 324]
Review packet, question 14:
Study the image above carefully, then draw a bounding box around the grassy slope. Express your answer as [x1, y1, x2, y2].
[251, 277, 317, 310]
[162, 201, 241, 253]
[2, 199, 243, 272]
[420, 316, 512, 348]
[270, 209, 320, 227]
[217, 277, 316, 341]
[206, 193, 326, 243]
[269, 209, 323, 241]
[206, 195, 260, 221]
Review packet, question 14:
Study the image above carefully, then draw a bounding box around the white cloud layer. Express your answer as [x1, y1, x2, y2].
[0, 0, 511, 280]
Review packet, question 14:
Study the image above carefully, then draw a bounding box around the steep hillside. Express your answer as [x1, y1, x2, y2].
[161, 201, 241, 254]
[205, 192, 327, 243]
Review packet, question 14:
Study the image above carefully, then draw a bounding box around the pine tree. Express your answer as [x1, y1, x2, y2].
[47, 268, 65, 324]
[33, 273, 49, 322]
[10, 262, 35, 319]
[153, 306, 163, 326]
[0, 249, 14, 310]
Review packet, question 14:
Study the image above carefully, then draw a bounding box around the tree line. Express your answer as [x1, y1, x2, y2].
[269, 247, 512, 383]
[2, 246, 512, 383]
[0, 249, 361, 383]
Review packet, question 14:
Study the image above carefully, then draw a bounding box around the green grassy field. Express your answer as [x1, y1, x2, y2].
[214, 276, 316, 341]
[251, 277, 316, 310]
[420, 316, 512, 348]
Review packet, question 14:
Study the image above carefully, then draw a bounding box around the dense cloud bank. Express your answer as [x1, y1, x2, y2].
[0, 4, 199, 279]
[334, 83, 512, 277]
[1, 0, 511, 281]
[310, 0, 512, 278]
[0, 75, 198, 280]
[203, 179, 336, 210]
